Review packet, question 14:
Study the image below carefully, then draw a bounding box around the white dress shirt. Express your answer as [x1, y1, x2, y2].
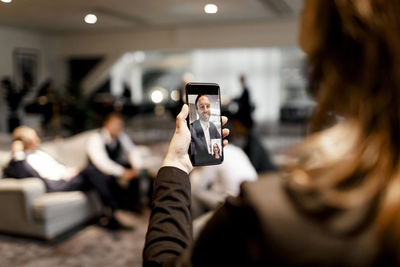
[13, 150, 76, 181]
[190, 144, 258, 209]
[86, 128, 142, 177]
[200, 120, 211, 154]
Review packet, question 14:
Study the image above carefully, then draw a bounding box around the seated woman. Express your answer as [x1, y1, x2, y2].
[3, 126, 133, 230]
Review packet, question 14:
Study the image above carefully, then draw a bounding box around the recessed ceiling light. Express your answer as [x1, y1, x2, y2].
[1, 0, 12, 3]
[204, 4, 218, 14]
[84, 14, 97, 24]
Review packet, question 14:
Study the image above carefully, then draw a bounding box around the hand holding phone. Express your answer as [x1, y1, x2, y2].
[162, 104, 193, 173]
[161, 102, 228, 173]
[186, 83, 224, 166]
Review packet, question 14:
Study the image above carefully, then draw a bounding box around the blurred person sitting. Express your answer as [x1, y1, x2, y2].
[143, 0, 400, 265]
[3, 126, 131, 230]
[190, 142, 257, 239]
[190, 142, 257, 218]
[86, 112, 149, 213]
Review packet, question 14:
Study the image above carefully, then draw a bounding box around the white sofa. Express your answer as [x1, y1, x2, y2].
[0, 130, 103, 240]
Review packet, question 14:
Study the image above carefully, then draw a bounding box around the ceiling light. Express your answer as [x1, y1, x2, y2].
[84, 14, 97, 24]
[1, 0, 12, 3]
[204, 4, 218, 14]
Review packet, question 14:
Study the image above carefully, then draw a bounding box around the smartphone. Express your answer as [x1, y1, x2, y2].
[186, 82, 223, 166]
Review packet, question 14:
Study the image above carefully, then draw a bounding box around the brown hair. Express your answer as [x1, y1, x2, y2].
[288, 0, 400, 248]
[103, 112, 124, 125]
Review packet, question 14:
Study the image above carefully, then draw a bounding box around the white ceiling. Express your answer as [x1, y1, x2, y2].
[0, 0, 303, 33]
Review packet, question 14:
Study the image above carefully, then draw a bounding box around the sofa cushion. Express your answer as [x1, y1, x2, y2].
[32, 191, 99, 222]
[40, 130, 96, 170]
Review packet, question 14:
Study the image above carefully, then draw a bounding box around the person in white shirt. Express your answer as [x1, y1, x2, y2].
[86, 112, 147, 212]
[189, 142, 257, 239]
[3, 126, 132, 230]
[190, 143, 258, 217]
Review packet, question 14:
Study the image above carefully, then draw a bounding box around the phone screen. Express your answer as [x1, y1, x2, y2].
[186, 82, 223, 166]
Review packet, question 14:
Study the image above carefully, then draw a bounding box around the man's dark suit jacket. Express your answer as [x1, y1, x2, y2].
[190, 119, 221, 165]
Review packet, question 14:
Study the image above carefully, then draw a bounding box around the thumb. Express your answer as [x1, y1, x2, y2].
[176, 104, 189, 131]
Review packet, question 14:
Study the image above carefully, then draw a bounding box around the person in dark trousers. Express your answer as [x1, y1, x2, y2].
[3, 126, 131, 230]
[86, 112, 150, 213]
[143, 0, 400, 265]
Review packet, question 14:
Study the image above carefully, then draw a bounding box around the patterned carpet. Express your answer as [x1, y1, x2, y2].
[0, 210, 150, 267]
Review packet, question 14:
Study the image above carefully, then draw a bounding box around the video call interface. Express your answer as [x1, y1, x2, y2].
[188, 93, 222, 165]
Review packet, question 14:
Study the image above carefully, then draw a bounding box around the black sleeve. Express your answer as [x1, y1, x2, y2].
[143, 167, 193, 267]
[143, 167, 265, 267]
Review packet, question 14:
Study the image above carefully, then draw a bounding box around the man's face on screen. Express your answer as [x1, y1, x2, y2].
[197, 95, 211, 122]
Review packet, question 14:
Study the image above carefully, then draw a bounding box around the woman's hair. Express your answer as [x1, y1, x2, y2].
[213, 143, 220, 153]
[288, 0, 400, 247]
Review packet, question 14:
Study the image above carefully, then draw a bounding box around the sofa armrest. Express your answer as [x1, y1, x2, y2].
[0, 178, 46, 223]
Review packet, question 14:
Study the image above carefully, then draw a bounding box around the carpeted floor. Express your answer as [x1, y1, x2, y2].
[0, 210, 150, 267]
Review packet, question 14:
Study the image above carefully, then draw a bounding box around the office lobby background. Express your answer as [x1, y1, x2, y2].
[0, 1, 316, 266]
[0, 0, 310, 139]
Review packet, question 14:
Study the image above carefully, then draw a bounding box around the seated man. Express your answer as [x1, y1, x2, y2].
[86, 112, 150, 212]
[3, 126, 132, 230]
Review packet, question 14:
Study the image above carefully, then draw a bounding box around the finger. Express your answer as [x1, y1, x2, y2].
[221, 116, 228, 126]
[176, 104, 189, 130]
[222, 128, 230, 139]
[223, 139, 229, 147]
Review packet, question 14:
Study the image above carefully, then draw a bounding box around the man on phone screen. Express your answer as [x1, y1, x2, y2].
[190, 94, 221, 163]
